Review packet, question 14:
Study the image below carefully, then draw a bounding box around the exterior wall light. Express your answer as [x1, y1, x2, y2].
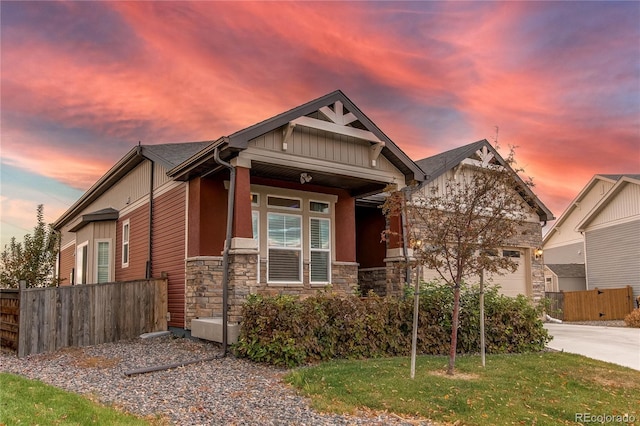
[534, 248, 544, 260]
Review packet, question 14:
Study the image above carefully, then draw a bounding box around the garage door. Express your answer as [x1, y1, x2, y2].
[419, 248, 529, 297]
[486, 249, 528, 297]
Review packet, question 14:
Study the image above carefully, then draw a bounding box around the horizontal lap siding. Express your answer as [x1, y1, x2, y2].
[116, 204, 149, 282]
[585, 220, 640, 297]
[59, 245, 75, 286]
[153, 185, 186, 328]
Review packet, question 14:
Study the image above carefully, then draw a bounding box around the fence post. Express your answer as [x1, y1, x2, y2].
[17, 281, 26, 358]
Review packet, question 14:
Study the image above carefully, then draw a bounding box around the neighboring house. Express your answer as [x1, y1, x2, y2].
[53, 90, 553, 340]
[410, 141, 554, 301]
[576, 175, 640, 298]
[543, 174, 640, 298]
[544, 264, 586, 292]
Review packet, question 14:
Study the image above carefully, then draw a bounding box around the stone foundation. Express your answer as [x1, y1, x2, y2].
[358, 267, 388, 296]
[185, 256, 224, 329]
[186, 255, 359, 328]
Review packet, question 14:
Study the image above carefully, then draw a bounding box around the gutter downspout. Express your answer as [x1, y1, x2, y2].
[146, 160, 154, 279]
[401, 187, 411, 289]
[213, 147, 235, 357]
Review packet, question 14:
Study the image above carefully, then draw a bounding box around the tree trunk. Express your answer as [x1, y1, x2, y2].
[447, 282, 462, 375]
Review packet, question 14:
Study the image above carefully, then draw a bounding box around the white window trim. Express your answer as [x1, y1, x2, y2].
[95, 239, 112, 283]
[76, 241, 89, 285]
[252, 210, 260, 284]
[309, 217, 331, 284]
[122, 219, 130, 268]
[251, 193, 260, 206]
[267, 212, 302, 284]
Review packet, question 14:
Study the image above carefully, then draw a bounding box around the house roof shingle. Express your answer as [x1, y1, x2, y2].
[545, 264, 586, 278]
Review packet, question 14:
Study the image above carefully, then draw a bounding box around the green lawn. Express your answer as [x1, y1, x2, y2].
[285, 352, 640, 425]
[0, 373, 165, 425]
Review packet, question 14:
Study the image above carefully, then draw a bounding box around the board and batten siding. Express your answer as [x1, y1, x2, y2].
[249, 127, 398, 173]
[152, 184, 187, 329]
[421, 168, 540, 223]
[585, 183, 640, 228]
[585, 220, 640, 298]
[58, 160, 154, 248]
[544, 178, 615, 249]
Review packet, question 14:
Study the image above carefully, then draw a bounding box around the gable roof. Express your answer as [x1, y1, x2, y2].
[415, 139, 554, 222]
[542, 174, 636, 244]
[53, 142, 210, 229]
[168, 90, 425, 184]
[576, 175, 640, 231]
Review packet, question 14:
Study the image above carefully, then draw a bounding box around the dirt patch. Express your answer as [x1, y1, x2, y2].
[73, 355, 121, 369]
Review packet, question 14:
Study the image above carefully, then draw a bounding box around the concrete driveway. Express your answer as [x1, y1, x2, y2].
[544, 323, 640, 370]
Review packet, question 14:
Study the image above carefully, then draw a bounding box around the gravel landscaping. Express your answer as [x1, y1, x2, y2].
[0, 335, 430, 425]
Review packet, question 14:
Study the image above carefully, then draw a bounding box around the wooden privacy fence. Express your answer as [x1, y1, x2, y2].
[0, 278, 167, 358]
[545, 286, 634, 321]
[0, 289, 20, 351]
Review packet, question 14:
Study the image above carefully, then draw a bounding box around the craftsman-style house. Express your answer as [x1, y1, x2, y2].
[53, 90, 553, 339]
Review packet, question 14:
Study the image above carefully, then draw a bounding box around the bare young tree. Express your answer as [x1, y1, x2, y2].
[383, 146, 535, 375]
[1, 204, 60, 288]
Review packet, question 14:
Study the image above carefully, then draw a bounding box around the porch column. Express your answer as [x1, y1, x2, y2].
[231, 162, 253, 240]
[384, 212, 406, 297]
[228, 159, 258, 327]
[386, 213, 404, 253]
[335, 193, 356, 262]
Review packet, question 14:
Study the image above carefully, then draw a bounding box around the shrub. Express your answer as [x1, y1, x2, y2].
[234, 284, 550, 367]
[624, 308, 640, 328]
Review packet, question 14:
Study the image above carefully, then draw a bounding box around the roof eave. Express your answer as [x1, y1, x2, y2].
[53, 147, 145, 230]
[576, 176, 640, 231]
[167, 137, 230, 181]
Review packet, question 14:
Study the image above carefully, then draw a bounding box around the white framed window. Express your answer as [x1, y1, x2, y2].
[309, 201, 329, 214]
[76, 241, 88, 285]
[251, 193, 260, 206]
[267, 212, 302, 283]
[310, 218, 330, 283]
[252, 210, 260, 283]
[252, 211, 259, 240]
[95, 239, 111, 283]
[267, 195, 301, 210]
[122, 220, 130, 268]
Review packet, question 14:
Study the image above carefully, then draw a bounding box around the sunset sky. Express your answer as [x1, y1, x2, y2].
[1, 1, 639, 247]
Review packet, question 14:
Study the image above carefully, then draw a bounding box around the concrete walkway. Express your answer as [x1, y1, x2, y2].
[544, 323, 640, 370]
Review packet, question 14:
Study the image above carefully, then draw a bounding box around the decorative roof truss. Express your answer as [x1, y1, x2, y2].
[282, 100, 385, 167]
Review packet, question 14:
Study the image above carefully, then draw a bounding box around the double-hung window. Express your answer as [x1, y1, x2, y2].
[96, 240, 111, 283]
[267, 213, 302, 283]
[310, 218, 330, 283]
[122, 220, 130, 267]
